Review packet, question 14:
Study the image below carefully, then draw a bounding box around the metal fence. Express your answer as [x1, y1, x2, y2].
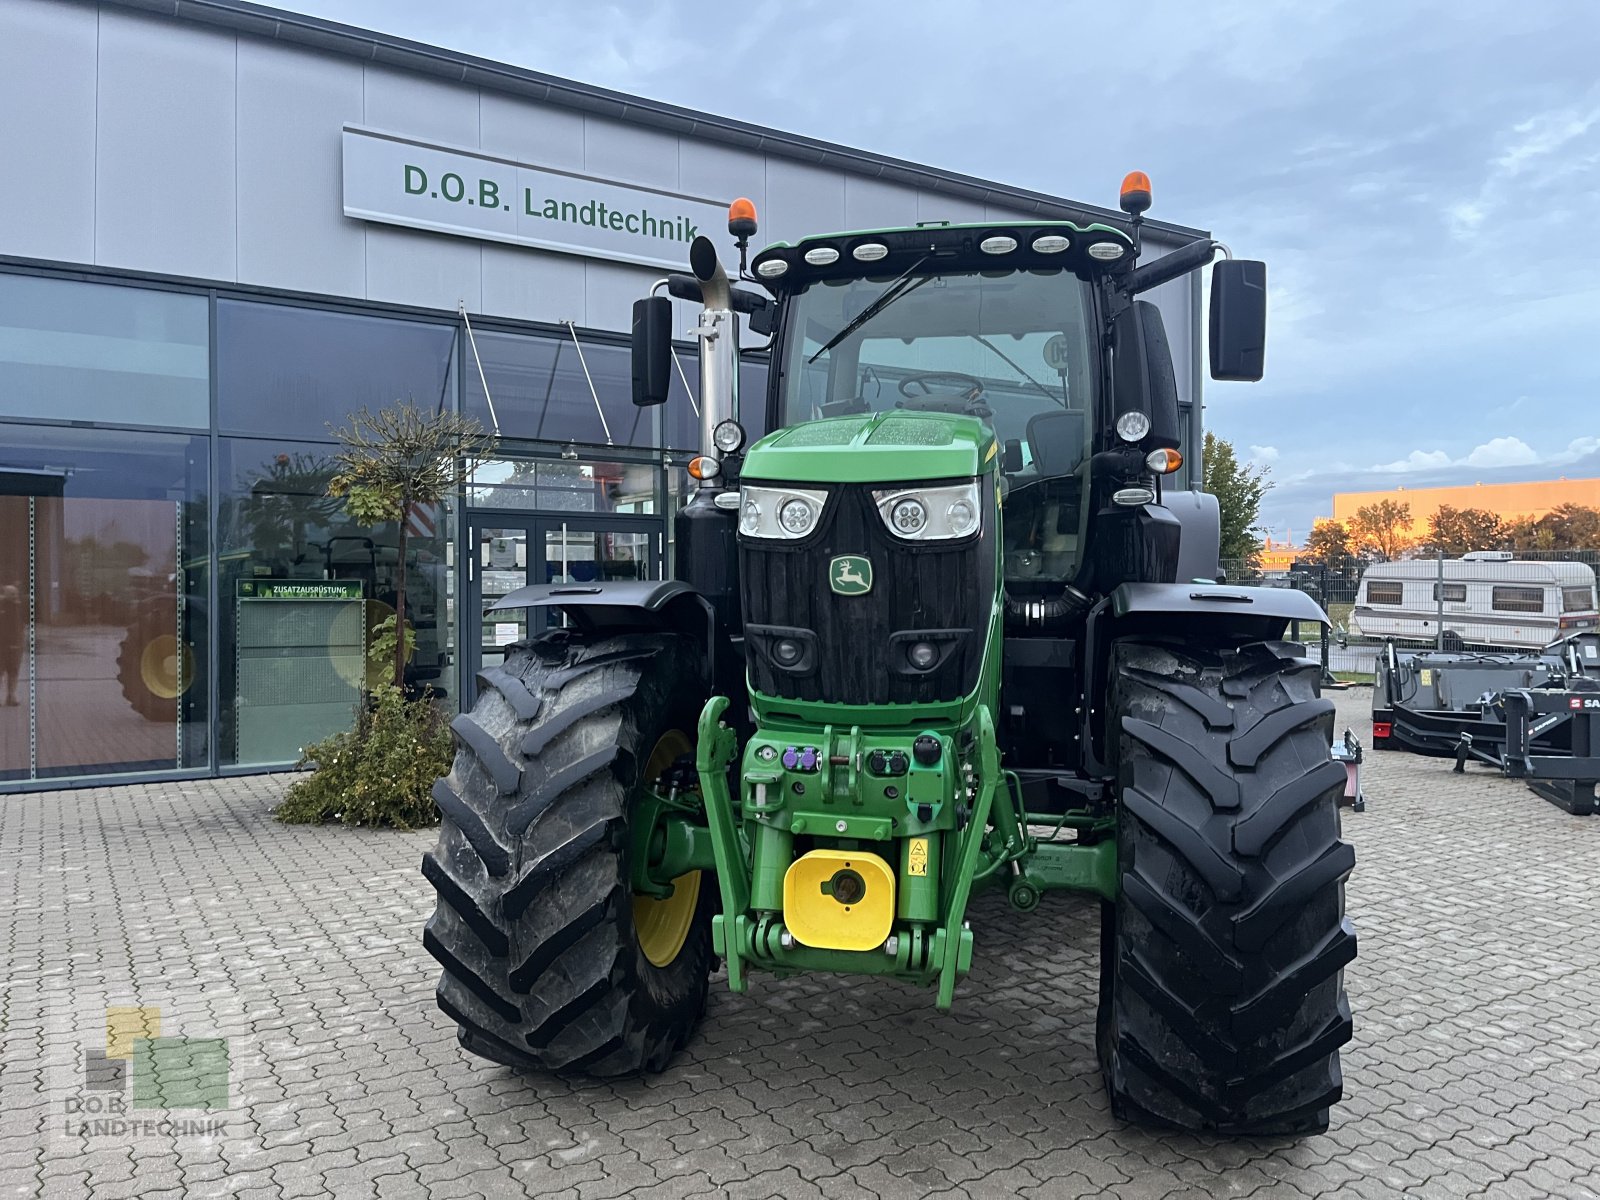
[1217, 548, 1600, 679]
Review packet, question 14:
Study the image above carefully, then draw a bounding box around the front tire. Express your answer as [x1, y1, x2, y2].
[422, 629, 714, 1075]
[1098, 639, 1356, 1134]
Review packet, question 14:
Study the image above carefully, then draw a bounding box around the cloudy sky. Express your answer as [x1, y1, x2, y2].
[286, 0, 1599, 535]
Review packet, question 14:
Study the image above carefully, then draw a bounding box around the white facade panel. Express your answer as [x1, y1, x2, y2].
[763, 159, 847, 250]
[678, 140, 767, 230]
[583, 259, 661, 333]
[0, 2, 98, 265]
[480, 243, 587, 325]
[236, 40, 367, 296]
[584, 117, 680, 193]
[479, 92, 586, 173]
[364, 224, 482, 313]
[95, 9, 238, 280]
[843, 176, 921, 232]
[362, 65, 479, 146]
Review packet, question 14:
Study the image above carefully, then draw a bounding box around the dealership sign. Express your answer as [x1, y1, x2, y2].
[342, 127, 728, 271]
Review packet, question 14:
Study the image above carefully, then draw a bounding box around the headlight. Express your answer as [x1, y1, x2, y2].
[738, 485, 829, 540]
[1115, 411, 1151, 442]
[713, 419, 746, 454]
[872, 481, 982, 541]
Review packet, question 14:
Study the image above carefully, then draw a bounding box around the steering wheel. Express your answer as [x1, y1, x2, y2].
[895, 371, 992, 417]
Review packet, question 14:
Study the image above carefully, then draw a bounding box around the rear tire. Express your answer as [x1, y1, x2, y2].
[1098, 639, 1356, 1134]
[422, 629, 714, 1075]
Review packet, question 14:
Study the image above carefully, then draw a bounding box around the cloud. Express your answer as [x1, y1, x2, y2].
[1462, 436, 1540, 467]
[1370, 435, 1585, 474]
[1249, 445, 1280, 465]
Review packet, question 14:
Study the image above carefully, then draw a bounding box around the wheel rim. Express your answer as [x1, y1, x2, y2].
[632, 729, 700, 969]
[139, 635, 192, 699]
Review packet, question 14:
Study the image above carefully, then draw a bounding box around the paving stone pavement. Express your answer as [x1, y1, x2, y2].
[4, 687, 1600, 1198]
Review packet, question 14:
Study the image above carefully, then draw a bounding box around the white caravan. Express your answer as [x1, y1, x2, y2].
[1352, 552, 1598, 650]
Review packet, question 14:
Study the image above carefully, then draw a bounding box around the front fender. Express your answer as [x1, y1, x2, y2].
[1110, 581, 1329, 626]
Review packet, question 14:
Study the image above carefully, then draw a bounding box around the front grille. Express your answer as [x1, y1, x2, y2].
[741, 483, 994, 706]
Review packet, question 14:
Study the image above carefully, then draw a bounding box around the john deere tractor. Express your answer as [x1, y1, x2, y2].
[422, 175, 1356, 1134]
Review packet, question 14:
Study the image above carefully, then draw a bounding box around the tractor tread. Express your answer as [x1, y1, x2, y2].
[422, 631, 712, 1078]
[1233, 843, 1357, 952]
[1233, 760, 1347, 857]
[1121, 716, 1241, 810]
[448, 713, 523, 795]
[1101, 639, 1355, 1134]
[475, 667, 545, 721]
[509, 747, 622, 836]
[502, 820, 612, 920]
[421, 852, 509, 955]
[521, 684, 638, 758]
[430, 780, 510, 877]
[1228, 698, 1336, 768]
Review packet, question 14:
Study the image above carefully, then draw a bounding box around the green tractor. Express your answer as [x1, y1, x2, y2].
[422, 175, 1356, 1134]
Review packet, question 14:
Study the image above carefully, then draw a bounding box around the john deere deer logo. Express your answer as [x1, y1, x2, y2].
[830, 555, 873, 596]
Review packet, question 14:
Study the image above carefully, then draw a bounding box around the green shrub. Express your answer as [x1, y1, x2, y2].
[274, 684, 454, 829]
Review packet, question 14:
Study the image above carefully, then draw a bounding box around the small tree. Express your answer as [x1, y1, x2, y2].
[1423, 504, 1505, 557]
[1348, 499, 1413, 562]
[1202, 432, 1272, 568]
[1303, 519, 1356, 571]
[327, 403, 496, 689]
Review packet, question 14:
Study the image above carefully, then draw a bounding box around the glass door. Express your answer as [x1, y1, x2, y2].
[463, 514, 662, 706]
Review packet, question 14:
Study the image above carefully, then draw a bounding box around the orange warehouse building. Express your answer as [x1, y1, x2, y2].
[1330, 477, 1600, 528]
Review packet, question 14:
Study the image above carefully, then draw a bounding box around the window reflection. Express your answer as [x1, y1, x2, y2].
[0, 425, 209, 781]
[0, 274, 209, 428]
[468, 456, 658, 515]
[217, 301, 456, 438]
[216, 439, 455, 766]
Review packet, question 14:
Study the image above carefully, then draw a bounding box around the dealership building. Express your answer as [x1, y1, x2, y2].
[0, 0, 1207, 790]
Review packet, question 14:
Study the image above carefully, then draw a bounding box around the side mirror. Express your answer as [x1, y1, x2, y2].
[1002, 439, 1024, 473]
[631, 295, 672, 407]
[1209, 259, 1266, 382]
[1111, 300, 1180, 449]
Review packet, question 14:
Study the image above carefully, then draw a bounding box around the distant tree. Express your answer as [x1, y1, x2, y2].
[1302, 520, 1356, 571]
[1506, 515, 1556, 553]
[1202, 432, 1272, 568]
[1540, 503, 1600, 550]
[1348, 499, 1414, 562]
[1423, 505, 1506, 557]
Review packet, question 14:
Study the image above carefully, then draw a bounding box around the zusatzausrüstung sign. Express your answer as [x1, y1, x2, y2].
[342, 127, 729, 271]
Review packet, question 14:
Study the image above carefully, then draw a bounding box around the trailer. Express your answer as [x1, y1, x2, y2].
[1371, 632, 1600, 813]
[1352, 553, 1597, 651]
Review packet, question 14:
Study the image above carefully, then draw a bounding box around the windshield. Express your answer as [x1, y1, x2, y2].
[778, 268, 1097, 582]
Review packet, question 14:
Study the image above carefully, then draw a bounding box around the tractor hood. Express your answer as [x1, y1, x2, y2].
[741, 412, 996, 485]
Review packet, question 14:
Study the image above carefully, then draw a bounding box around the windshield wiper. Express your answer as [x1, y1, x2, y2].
[808, 255, 932, 364]
[972, 333, 1067, 407]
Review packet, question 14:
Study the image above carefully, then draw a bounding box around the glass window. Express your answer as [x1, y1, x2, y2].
[777, 269, 1096, 452]
[1492, 585, 1545, 614]
[1366, 581, 1403, 606]
[1563, 586, 1595, 612]
[0, 273, 208, 428]
[1432, 582, 1467, 602]
[0, 423, 209, 782]
[468, 455, 659, 515]
[462, 328, 655, 449]
[217, 301, 457, 438]
[216, 438, 455, 766]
